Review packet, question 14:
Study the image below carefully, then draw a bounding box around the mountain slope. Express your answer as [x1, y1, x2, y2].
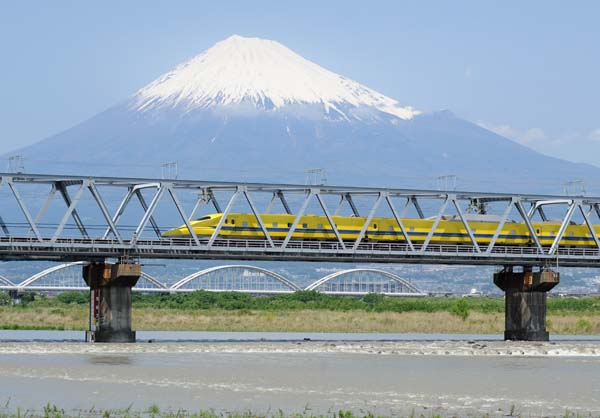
[10, 35, 600, 193]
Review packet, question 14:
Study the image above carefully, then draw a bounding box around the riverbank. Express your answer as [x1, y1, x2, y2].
[2, 294, 600, 334]
[2, 306, 600, 334]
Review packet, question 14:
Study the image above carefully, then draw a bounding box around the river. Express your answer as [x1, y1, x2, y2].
[1, 331, 600, 417]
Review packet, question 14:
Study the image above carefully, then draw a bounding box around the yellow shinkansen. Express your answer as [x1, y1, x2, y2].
[162, 213, 600, 247]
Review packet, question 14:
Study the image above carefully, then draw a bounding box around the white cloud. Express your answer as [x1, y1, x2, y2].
[589, 128, 600, 141]
[477, 122, 546, 145]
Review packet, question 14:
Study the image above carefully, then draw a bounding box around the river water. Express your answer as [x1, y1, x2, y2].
[1, 331, 600, 417]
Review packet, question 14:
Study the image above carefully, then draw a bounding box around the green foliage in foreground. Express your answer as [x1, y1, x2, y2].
[3, 289, 600, 316]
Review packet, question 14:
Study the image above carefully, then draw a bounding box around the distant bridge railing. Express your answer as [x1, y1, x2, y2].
[0, 263, 426, 296]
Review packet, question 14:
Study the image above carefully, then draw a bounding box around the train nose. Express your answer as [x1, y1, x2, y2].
[161, 228, 181, 237]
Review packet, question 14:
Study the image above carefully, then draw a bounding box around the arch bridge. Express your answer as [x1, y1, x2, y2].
[0, 263, 425, 296]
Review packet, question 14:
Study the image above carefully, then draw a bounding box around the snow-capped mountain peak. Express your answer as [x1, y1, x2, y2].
[132, 35, 420, 120]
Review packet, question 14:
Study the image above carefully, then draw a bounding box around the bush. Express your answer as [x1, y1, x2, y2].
[56, 291, 89, 305]
[450, 299, 470, 320]
[362, 293, 384, 305]
[0, 291, 11, 306]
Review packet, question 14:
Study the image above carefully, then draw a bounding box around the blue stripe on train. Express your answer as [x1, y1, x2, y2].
[216, 226, 596, 242]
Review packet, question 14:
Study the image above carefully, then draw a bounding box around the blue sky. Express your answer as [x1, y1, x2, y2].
[1, 1, 599, 165]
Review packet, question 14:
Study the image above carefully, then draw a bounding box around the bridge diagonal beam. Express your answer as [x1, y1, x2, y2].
[56, 181, 89, 239]
[51, 181, 88, 242]
[188, 192, 207, 222]
[549, 200, 577, 255]
[88, 182, 123, 244]
[353, 193, 383, 250]
[515, 199, 544, 253]
[242, 188, 273, 247]
[209, 190, 223, 213]
[188, 188, 219, 221]
[278, 191, 291, 214]
[132, 186, 165, 244]
[265, 192, 278, 214]
[282, 190, 313, 249]
[6, 178, 43, 242]
[207, 190, 239, 247]
[135, 189, 163, 239]
[486, 198, 514, 254]
[265, 191, 291, 215]
[29, 184, 57, 238]
[579, 202, 600, 250]
[316, 192, 346, 250]
[102, 187, 134, 239]
[411, 196, 425, 219]
[334, 193, 360, 217]
[451, 195, 480, 253]
[167, 186, 200, 246]
[420, 195, 449, 252]
[593, 203, 600, 220]
[399, 196, 425, 219]
[385, 194, 414, 251]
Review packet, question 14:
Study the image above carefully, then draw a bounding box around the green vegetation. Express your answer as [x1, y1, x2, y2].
[129, 290, 507, 314]
[4, 289, 600, 316]
[2, 290, 600, 334]
[449, 299, 470, 320]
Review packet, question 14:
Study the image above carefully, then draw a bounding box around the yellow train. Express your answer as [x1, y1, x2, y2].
[162, 213, 600, 247]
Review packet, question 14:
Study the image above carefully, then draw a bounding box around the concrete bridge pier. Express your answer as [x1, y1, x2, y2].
[83, 262, 141, 343]
[494, 266, 559, 341]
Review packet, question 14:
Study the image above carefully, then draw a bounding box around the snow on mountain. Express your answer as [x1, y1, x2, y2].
[132, 35, 420, 120]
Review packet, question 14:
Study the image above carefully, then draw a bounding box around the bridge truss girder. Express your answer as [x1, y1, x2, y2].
[0, 173, 598, 266]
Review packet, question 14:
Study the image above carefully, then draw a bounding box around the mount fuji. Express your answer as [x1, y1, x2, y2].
[10, 35, 600, 193]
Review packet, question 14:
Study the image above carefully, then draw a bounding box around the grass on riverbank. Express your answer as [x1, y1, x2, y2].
[1, 290, 600, 334]
[0, 403, 591, 418]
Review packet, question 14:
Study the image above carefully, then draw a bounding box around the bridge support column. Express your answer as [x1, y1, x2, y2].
[82, 262, 141, 343]
[494, 266, 559, 341]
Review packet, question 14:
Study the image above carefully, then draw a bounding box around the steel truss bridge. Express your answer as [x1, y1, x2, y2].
[0, 263, 425, 296]
[0, 173, 598, 267]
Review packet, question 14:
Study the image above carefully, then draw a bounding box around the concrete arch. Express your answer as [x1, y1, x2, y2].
[171, 265, 301, 291]
[0, 275, 14, 286]
[17, 262, 166, 290]
[138, 272, 168, 289]
[18, 262, 87, 289]
[305, 268, 425, 295]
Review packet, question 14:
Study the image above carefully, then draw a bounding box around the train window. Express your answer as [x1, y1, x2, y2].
[569, 231, 574, 237]
[510, 229, 516, 235]
[317, 223, 323, 229]
[287, 223, 292, 228]
[388, 226, 394, 231]
[409, 226, 415, 232]
[242, 221, 248, 228]
[224, 219, 228, 224]
[536, 229, 540, 234]
[302, 223, 308, 228]
[273, 222, 278, 228]
[231, 219, 235, 225]
[373, 224, 378, 229]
